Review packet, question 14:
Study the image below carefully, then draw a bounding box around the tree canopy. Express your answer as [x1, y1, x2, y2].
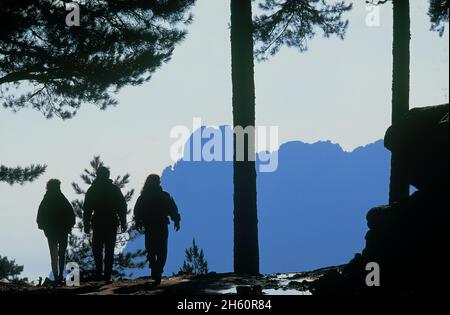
[0, 165, 47, 185]
[0, 0, 196, 119]
[0, 255, 24, 280]
[68, 156, 145, 280]
[253, 0, 353, 60]
[0, 0, 195, 185]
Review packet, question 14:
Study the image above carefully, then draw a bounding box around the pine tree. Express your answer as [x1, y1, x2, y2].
[254, 0, 352, 61]
[229, 0, 351, 275]
[67, 156, 145, 281]
[179, 239, 209, 275]
[230, 0, 260, 275]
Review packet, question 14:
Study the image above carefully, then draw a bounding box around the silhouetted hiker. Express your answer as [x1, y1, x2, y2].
[134, 174, 181, 284]
[83, 166, 127, 282]
[37, 179, 75, 286]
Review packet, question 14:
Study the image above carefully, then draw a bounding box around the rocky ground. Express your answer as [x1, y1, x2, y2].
[0, 266, 341, 295]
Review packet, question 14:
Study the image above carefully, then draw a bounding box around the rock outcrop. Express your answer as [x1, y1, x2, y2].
[312, 104, 449, 295]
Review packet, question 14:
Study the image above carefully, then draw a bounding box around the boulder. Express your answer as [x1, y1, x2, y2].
[312, 104, 449, 295]
[385, 103, 449, 192]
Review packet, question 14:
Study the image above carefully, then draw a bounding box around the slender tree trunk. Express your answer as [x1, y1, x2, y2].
[230, 0, 260, 275]
[389, 0, 411, 204]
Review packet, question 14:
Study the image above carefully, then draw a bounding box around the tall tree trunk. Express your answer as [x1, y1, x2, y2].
[389, 0, 411, 204]
[230, 0, 260, 274]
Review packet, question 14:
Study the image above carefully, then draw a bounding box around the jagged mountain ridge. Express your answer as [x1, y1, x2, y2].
[125, 127, 390, 277]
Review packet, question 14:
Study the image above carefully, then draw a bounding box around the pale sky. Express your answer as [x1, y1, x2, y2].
[0, 0, 448, 280]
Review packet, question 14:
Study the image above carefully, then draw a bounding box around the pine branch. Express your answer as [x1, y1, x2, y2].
[0, 164, 46, 185]
[254, 0, 352, 61]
